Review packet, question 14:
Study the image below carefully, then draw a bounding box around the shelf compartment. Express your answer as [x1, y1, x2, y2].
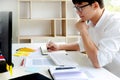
[19, 39, 31, 43]
[66, 1, 79, 18]
[19, 1, 31, 19]
[19, 20, 55, 37]
[31, 1, 61, 19]
[31, 36, 66, 43]
[66, 19, 79, 36]
[55, 20, 66, 37]
[61, 1, 66, 18]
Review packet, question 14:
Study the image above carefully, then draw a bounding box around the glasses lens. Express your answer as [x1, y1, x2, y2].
[74, 4, 90, 12]
[74, 6, 81, 11]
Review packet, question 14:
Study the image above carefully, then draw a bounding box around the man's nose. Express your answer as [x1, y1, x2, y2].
[76, 11, 82, 17]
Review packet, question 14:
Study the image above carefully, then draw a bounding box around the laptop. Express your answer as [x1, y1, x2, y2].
[48, 51, 79, 66]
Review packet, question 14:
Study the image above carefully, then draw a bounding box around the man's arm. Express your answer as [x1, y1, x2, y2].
[47, 41, 80, 52]
[76, 20, 100, 68]
[80, 29, 100, 68]
[59, 42, 80, 51]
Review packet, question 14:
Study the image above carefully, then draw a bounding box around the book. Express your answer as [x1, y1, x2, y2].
[9, 73, 51, 80]
[0, 55, 5, 61]
[48, 67, 88, 80]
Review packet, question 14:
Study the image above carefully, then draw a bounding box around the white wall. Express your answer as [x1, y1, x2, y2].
[0, 0, 18, 43]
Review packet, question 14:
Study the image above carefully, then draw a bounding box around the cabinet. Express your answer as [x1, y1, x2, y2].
[18, 0, 79, 43]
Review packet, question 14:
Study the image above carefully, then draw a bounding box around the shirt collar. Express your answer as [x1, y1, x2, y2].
[88, 10, 109, 28]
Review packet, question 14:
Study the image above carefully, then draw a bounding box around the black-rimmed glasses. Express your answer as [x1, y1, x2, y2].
[74, 4, 90, 12]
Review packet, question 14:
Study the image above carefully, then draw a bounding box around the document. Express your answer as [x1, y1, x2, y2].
[48, 67, 88, 80]
[25, 57, 55, 67]
[24, 56, 55, 73]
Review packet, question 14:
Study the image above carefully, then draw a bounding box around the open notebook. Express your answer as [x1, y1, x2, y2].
[48, 67, 88, 80]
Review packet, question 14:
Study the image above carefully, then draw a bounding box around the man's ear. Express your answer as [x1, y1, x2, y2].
[92, 2, 99, 9]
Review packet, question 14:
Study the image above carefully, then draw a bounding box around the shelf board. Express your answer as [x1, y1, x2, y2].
[19, 0, 67, 1]
[66, 35, 80, 37]
[19, 0, 30, 1]
[19, 18, 78, 21]
[20, 35, 52, 37]
[54, 36, 66, 38]
[19, 35, 67, 39]
[20, 18, 61, 21]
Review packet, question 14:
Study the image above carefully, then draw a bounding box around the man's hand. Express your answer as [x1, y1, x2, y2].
[75, 19, 88, 33]
[46, 41, 59, 52]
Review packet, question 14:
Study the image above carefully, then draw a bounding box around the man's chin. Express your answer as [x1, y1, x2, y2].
[80, 19, 87, 22]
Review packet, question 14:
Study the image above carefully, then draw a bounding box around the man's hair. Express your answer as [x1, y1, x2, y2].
[72, 0, 104, 8]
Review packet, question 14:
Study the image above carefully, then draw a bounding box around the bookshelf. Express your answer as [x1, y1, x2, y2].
[18, 0, 79, 43]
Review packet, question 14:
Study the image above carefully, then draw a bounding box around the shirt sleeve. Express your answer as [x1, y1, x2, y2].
[97, 20, 120, 67]
[77, 37, 85, 52]
[97, 38, 120, 67]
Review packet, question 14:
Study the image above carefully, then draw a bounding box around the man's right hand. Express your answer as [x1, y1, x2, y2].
[46, 41, 59, 52]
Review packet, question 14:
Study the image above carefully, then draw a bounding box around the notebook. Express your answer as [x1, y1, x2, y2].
[40, 46, 48, 55]
[40, 46, 66, 55]
[48, 52, 78, 66]
[9, 73, 51, 80]
[48, 67, 88, 80]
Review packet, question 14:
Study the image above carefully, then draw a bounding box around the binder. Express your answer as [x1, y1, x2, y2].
[9, 73, 51, 80]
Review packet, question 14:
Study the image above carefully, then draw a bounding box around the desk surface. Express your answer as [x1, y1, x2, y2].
[0, 43, 120, 80]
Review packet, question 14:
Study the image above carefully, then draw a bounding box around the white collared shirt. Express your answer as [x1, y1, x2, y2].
[79, 10, 120, 68]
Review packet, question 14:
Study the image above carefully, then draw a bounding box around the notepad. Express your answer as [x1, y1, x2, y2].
[40, 46, 48, 55]
[48, 67, 88, 80]
[40, 45, 67, 55]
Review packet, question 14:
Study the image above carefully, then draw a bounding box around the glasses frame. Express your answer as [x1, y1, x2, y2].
[74, 4, 90, 12]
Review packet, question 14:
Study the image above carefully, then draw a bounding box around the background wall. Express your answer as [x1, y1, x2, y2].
[0, 0, 119, 43]
[0, 0, 18, 43]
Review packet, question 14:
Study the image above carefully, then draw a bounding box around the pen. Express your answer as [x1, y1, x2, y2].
[47, 39, 52, 50]
[20, 58, 24, 66]
[56, 67, 76, 70]
[40, 47, 44, 55]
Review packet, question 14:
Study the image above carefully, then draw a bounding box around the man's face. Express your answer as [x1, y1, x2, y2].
[74, 2, 95, 21]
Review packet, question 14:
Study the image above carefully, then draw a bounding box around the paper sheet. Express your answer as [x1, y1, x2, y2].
[25, 57, 55, 67]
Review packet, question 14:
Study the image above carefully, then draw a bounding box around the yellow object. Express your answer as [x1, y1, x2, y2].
[14, 47, 35, 57]
[6, 64, 13, 76]
[16, 47, 35, 52]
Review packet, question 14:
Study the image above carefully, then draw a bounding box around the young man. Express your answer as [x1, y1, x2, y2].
[47, 0, 120, 77]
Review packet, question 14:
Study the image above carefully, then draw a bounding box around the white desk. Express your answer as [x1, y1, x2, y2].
[0, 43, 120, 80]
